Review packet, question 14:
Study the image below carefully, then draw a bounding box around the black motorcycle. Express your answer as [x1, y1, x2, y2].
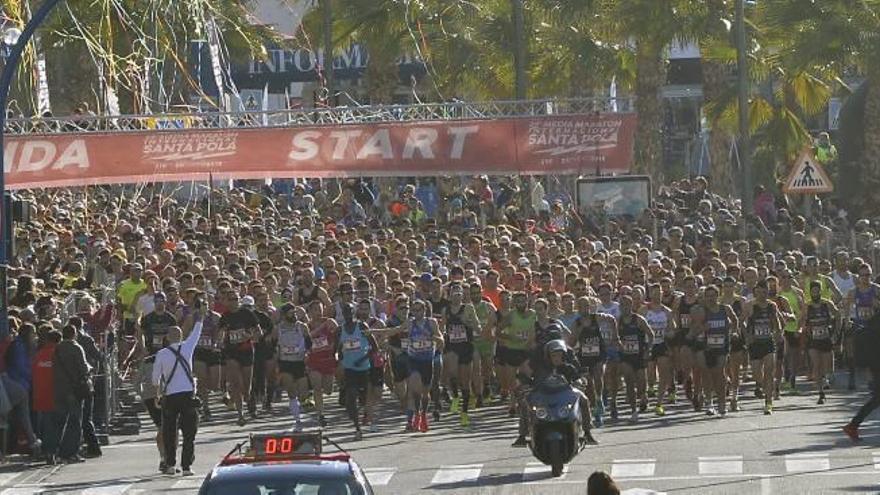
[526, 372, 586, 477]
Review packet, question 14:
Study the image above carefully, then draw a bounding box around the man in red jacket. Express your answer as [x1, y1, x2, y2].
[33, 331, 62, 465]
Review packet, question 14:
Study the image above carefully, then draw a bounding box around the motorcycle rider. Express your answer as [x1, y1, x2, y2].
[513, 339, 597, 446]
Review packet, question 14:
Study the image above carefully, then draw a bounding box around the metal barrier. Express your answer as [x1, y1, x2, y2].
[2, 97, 635, 135]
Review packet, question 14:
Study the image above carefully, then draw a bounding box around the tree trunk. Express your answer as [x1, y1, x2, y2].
[634, 39, 666, 183]
[858, 76, 880, 215]
[702, 60, 735, 196]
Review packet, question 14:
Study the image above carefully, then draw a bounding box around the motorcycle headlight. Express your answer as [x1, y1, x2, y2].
[557, 403, 574, 416]
[533, 406, 550, 420]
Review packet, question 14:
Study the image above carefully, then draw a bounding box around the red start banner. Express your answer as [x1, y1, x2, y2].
[2, 113, 636, 189]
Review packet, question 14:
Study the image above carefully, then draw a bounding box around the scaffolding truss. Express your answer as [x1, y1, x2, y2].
[3, 97, 634, 135]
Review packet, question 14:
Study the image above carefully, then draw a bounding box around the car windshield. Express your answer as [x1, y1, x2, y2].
[206, 479, 367, 495]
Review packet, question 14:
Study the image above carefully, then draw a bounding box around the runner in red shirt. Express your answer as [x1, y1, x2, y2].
[306, 300, 339, 427]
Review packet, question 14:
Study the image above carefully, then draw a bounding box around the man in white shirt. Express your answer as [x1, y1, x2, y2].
[152, 299, 204, 475]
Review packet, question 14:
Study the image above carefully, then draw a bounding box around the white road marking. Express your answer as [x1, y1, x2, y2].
[0, 486, 45, 495]
[547, 469, 880, 485]
[873, 451, 880, 469]
[171, 478, 204, 490]
[430, 464, 483, 485]
[698, 455, 744, 475]
[611, 459, 656, 478]
[0, 474, 20, 487]
[522, 462, 568, 482]
[761, 476, 772, 495]
[621, 489, 667, 495]
[363, 467, 397, 486]
[82, 483, 133, 495]
[785, 453, 830, 473]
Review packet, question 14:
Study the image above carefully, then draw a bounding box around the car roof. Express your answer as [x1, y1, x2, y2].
[209, 459, 356, 483]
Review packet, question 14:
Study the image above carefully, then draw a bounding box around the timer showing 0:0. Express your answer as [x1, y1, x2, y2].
[264, 437, 295, 455]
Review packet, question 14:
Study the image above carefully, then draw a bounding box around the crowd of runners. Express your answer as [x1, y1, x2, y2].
[4, 174, 880, 466]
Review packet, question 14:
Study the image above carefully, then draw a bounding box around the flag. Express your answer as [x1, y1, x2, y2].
[34, 35, 51, 115]
[609, 75, 618, 113]
[261, 83, 269, 126]
[205, 18, 226, 110]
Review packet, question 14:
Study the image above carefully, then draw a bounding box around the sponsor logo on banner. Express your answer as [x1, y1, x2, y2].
[3, 139, 90, 173]
[3, 113, 636, 188]
[142, 132, 238, 170]
[525, 116, 630, 172]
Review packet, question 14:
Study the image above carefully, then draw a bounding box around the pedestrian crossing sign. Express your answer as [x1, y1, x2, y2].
[783, 148, 834, 194]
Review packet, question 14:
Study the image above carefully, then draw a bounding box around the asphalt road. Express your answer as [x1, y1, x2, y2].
[2, 373, 879, 495]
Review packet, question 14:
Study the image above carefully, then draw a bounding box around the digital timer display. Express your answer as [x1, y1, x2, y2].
[250, 432, 322, 458]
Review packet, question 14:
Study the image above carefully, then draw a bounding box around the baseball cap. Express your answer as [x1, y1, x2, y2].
[241, 295, 255, 306]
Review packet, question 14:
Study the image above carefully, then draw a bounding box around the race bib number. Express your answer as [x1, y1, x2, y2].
[622, 339, 639, 354]
[707, 334, 726, 348]
[581, 344, 601, 357]
[858, 307, 873, 320]
[811, 325, 830, 339]
[449, 325, 467, 344]
[680, 315, 691, 328]
[342, 339, 362, 352]
[198, 336, 214, 348]
[228, 329, 249, 344]
[599, 323, 612, 340]
[411, 340, 432, 351]
[280, 344, 301, 358]
[312, 336, 330, 351]
[754, 324, 771, 338]
[400, 338, 411, 351]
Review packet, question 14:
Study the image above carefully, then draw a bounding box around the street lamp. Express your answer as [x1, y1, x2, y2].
[0, 0, 66, 338]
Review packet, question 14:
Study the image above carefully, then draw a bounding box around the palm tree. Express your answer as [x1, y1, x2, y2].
[702, 2, 834, 194]
[5, 0, 272, 115]
[760, 0, 880, 214]
[595, 0, 704, 183]
[699, 0, 736, 197]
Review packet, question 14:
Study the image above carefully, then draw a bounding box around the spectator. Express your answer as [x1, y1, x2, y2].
[32, 330, 61, 464]
[70, 316, 104, 458]
[5, 323, 36, 391]
[53, 324, 92, 463]
[587, 470, 620, 495]
[152, 300, 204, 476]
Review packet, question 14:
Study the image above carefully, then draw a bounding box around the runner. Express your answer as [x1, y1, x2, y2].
[778, 270, 805, 393]
[801, 281, 839, 404]
[843, 264, 880, 389]
[337, 302, 372, 440]
[379, 299, 444, 433]
[673, 276, 701, 409]
[469, 281, 497, 408]
[698, 285, 738, 417]
[219, 291, 261, 426]
[743, 280, 783, 415]
[275, 303, 311, 430]
[721, 276, 747, 412]
[595, 283, 621, 420]
[305, 300, 338, 427]
[356, 298, 386, 432]
[440, 283, 482, 428]
[497, 291, 536, 423]
[641, 284, 675, 415]
[384, 296, 411, 414]
[616, 294, 653, 422]
[573, 296, 618, 426]
[187, 295, 222, 422]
